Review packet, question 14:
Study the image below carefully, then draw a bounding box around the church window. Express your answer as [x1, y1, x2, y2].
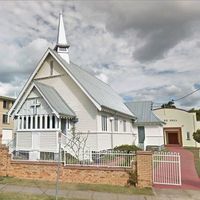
[32, 116, 35, 129]
[101, 115, 107, 131]
[42, 116, 45, 129]
[50, 61, 53, 76]
[114, 117, 118, 132]
[23, 116, 26, 129]
[47, 116, 50, 128]
[52, 115, 55, 128]
[37, 116, 40, 129]
[28, 116, 31, 129]
[123, 120, 126, 132]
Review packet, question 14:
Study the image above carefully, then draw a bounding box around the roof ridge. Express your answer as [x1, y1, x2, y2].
[49, 48, 134, 117]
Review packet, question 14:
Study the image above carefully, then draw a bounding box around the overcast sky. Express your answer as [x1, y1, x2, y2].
[1, 1, 200, 109]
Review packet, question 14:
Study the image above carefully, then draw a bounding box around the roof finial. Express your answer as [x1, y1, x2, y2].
[54, 12, 70, 63]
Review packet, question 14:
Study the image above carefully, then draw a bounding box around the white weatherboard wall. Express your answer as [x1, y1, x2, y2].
[83, 132, 136, 151]
[154, 108, 200, 147]
[133, 125, 164, 149]
[93, 112, 135, 150]
[34, 55, 98, 132]
[144, 126, 164, 148]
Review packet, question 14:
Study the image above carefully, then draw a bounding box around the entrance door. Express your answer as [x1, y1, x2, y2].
[164, 128, 182, 146]
[168, 132, 179, 144]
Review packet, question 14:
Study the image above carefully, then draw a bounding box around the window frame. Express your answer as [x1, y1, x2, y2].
[123, 120, 126, 132]
[2, 114, 8, 124]
[186, 131, 190, 140]
[101, 115, 107, 131]
[3, 100, 8, 109]
[114, 117, 118, 132]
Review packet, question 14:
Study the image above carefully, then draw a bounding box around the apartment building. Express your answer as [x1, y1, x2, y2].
[0, 96, 15, 144]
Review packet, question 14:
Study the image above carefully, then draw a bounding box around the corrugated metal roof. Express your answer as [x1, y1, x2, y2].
[34, 81, 75, 117]
[125, 101, 163, 124]
[50, 49, 134, 118]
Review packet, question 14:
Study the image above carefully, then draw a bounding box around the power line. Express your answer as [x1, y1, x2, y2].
[172, 87, 200, 102]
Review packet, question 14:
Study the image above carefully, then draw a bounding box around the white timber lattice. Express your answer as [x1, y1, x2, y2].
[152, 152, 181, 186]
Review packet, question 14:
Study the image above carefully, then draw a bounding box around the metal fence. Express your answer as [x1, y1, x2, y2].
[64, 150, 136, 168]
[153, 151, 181, 185]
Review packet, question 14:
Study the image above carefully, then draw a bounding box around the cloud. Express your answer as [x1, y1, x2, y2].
[82, 1, 200, 62]
[0, 1, 200, 110]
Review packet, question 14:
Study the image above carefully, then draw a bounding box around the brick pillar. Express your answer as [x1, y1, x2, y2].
[0, 145, 10, 176]
[136, 151, 152, 188]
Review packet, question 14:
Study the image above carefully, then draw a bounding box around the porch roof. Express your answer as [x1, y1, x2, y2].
[34, 81, 76, 118]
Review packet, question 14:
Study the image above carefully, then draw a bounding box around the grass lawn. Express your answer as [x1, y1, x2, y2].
[0, 192, 83, 200]
[0, 176, 152, 196]
[184, 147, 200, 177]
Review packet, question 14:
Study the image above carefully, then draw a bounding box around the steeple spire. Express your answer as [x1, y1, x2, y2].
[54, 12, 70, 63]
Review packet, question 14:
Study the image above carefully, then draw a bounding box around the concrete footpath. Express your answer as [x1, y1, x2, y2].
[0, 184, 200, 200]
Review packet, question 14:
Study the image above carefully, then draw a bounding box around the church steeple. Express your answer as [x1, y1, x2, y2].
[54, 12, 70, 63]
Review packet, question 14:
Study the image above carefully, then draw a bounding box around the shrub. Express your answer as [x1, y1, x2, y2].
[114, 144, 141, 153]
[193, 129, 200, 143]
[127, 169, 137, 187]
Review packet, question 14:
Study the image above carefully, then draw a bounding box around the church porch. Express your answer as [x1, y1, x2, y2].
[14, 114, 72, 161]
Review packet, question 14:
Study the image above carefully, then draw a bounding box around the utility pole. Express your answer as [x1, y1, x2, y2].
[55, 132, 61, 200]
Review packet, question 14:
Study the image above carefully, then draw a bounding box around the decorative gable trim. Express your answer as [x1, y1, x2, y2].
[13, 83, 59, 118]
[8, 48, 101, 117]
[8, 48, 51, 117]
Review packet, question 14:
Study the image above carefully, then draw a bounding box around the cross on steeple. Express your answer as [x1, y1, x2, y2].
[30, 99, 41, 115]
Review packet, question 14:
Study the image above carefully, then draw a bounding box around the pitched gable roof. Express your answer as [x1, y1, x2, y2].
[125, 101, 163, 125]
[34, 81, 75, 117]
[9, 48, 134, 118]
[50, 49, 134, 118]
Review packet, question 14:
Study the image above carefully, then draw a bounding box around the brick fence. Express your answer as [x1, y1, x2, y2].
[0, 145, 152, 188]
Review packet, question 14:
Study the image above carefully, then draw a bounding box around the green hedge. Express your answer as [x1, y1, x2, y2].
[114, 144, 141, 153]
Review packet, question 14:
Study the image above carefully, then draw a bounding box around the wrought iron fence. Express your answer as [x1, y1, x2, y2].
[64, 150, 136, 168]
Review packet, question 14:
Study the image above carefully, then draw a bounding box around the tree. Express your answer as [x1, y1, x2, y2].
[188, 108, 200, 121]
[193, 129, 200, 143]
[161, 101, 176, 108]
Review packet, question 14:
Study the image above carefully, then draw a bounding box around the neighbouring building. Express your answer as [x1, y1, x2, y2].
[125, 101, 164, 150]
[0, 96, 15, 145]
[153, 108, 200, 147]
[8, 13, 137, 161]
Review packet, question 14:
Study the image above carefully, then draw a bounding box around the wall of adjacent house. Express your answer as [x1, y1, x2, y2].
[153, 108, 200, 147]
[34, 55, 98, 133]
[0, 98, 14, 145]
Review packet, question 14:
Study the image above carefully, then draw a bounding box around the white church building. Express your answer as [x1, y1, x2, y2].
[8, 13, 138, 160]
